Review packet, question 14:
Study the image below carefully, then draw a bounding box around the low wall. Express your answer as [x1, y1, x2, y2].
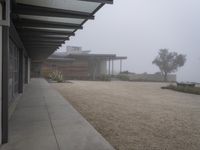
[120, 73, 176, 82]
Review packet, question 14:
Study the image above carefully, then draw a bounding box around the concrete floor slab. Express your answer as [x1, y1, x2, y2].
[1, 78, 115, 150]
[16, 99, 46, 108]
[2, 136, 59, 150]
[11, 107, 49, 123]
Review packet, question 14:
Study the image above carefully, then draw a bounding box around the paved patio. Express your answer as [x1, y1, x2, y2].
[1, 78, 114, 150]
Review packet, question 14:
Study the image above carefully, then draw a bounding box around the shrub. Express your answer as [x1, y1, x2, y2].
[49, 70, 64, 83]
[99, 75, 111, 81]
[120, 71, 129, 74]
[162, 84, 200, 95]
[117, 74, 130, 81]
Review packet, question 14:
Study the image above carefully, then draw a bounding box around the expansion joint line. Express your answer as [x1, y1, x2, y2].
[43, 96, 61, 150]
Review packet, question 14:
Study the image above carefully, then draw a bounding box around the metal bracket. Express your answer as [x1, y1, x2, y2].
[0, 0, 10, 26]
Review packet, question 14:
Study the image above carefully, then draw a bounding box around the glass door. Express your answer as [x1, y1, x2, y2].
[8, 39, 19, 105]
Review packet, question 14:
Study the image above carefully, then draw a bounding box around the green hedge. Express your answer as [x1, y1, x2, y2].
[98, 75, 111, 81]
[117, 74, 130, 81]
[162, 85, 200, 95]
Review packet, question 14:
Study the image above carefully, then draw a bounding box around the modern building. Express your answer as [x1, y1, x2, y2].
[41, 46, 127, 80]
[0, 0, 114, 147]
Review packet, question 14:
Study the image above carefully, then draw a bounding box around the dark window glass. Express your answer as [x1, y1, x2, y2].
[8, 39, 19, 105]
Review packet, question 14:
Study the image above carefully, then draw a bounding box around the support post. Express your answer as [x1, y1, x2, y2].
[18, 49, 23, 93]
[2, 26, 9, 144]
[120, 59, 122, 73]
[112, 59, 114, 76]
[25, 56, 28, 84]
[108, 58, 111, 76]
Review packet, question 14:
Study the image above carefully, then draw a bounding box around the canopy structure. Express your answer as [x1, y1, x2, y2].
[11, 0, 113, 61]
[0, 0, 114, 145]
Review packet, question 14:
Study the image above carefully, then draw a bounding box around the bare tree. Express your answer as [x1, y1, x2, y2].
[152, 49, 186, 81]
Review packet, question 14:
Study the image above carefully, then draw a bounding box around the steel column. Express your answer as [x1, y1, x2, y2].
[112, 59, 114, 75]
[2, 26, 9, 144]
[108, 59, 111, 76]
[120, 59, 122, 73]
[18, 49, 24, 93]
[24, 56, 28, 84]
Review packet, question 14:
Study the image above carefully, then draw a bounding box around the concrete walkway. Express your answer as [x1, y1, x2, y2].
[1, 78, 114, 150]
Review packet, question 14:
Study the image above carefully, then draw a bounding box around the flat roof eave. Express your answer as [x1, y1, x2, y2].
[12, 0, 113, 61]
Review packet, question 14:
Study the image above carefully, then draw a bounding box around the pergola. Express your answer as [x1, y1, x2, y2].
[11, 0, 113, 61]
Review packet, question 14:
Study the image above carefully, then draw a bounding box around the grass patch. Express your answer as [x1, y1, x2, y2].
[162, 84, 200, 95]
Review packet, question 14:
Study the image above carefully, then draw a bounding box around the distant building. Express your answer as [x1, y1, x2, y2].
[66, 46, 90, 55]
[41, 46, 127, 80]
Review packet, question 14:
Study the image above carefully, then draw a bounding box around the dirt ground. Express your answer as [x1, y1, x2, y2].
[52, 81, 200, 150]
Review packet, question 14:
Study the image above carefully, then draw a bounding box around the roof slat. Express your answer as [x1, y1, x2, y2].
[21, 37, 69, 41]
[23, 40, 65, 44]
[13, 3, 95, 19]
[18, 28, 74, 36]
[79, 0, 113, 4]
[25, 45, 60, 48]
[20, 35, 69, 39]
[15, 18, 83, 29]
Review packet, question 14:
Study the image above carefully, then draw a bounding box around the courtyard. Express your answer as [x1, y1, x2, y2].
[52, 81, 200, 150]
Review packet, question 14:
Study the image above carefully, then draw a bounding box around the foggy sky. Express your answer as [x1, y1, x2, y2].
[60, 0, 200, 82]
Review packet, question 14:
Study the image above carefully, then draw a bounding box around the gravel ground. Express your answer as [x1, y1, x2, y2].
[52, 81, 200, 150]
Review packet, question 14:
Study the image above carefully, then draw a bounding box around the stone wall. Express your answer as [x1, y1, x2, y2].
[41, 60, 90, 80]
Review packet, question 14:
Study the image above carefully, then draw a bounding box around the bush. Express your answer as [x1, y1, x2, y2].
[49, 70, 64, 83]
[98, 75, 111, 81]
[117, 74, 130, 81]
[162, 84, 200, 95]
[120, 71, 129, 74]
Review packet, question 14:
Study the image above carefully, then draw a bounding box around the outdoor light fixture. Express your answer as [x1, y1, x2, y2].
[0, 0, 10, 26]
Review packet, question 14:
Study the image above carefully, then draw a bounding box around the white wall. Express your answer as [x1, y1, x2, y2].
[0, 3, 3, 143]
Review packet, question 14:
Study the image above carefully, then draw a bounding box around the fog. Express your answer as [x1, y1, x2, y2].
[60, 0, 200, 82]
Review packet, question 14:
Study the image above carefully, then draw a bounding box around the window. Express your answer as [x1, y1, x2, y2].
[0, 0, 10, 26]
[8, 39, 19, 105]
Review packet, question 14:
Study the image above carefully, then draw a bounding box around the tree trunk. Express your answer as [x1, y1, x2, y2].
[164, 72, 168, 82]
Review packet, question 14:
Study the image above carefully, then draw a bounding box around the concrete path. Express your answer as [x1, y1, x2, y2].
[1, 78, 114, 150]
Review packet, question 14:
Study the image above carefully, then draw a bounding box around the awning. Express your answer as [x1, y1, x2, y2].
[12, 0, 113, 61]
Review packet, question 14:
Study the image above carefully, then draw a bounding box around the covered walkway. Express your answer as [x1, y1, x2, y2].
[1, 79, 114, 150]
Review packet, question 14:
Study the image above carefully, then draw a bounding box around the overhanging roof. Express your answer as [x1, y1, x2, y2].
[48, 52, 127, 61]
[67, 53, 116, 60]
[48, 57, 75, 62]
[12, 0, 113, 61]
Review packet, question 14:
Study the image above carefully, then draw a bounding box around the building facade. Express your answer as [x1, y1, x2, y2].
[41, 47, 127, 80]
